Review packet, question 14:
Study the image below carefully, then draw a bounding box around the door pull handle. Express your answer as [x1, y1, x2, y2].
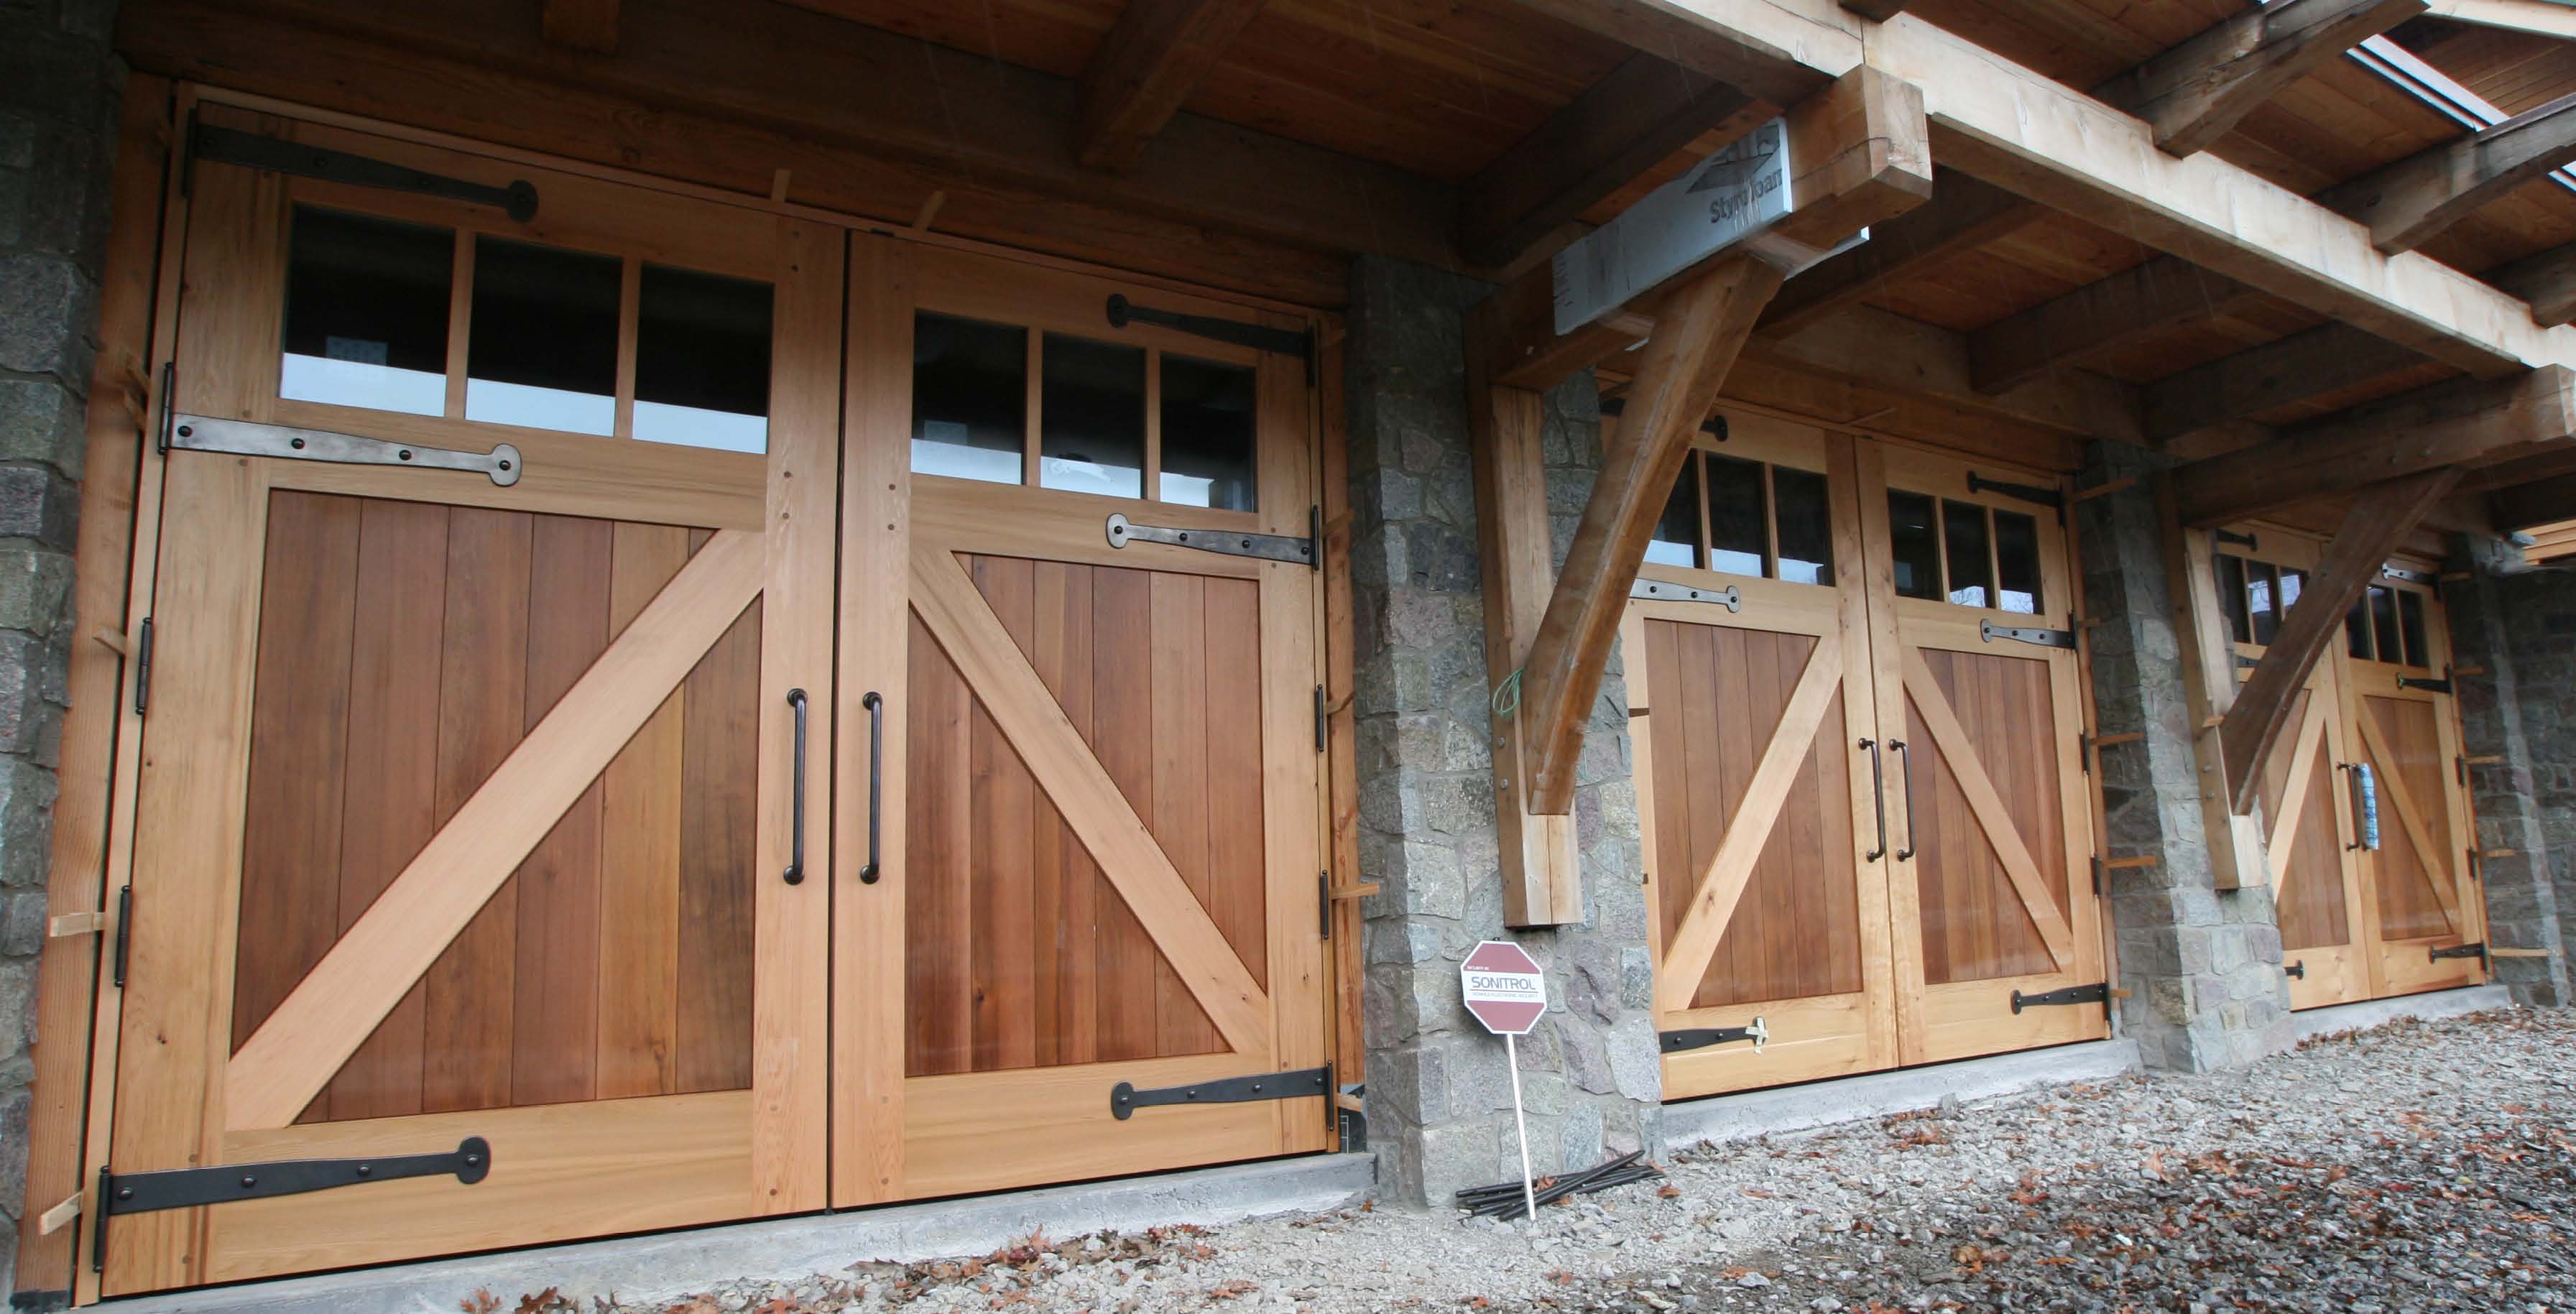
[1893, 740, 1918, 863]
[784, 689, 808, 884]
[1861, 739, 1888, 862]
[860, 691, 884, 884]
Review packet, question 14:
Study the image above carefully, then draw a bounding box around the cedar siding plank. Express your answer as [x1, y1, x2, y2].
[678, 598, 762, 1092]
[513, 515, 614, 1108]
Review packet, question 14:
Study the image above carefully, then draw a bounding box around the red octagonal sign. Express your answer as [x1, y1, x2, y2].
[1460, 940, 1546, 1035]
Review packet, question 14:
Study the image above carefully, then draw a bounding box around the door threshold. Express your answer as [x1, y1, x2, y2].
[2293, 982, 2512, 1039]
[1663, 1040, 2141, 1152]
[83, 1153, 1375, 1313]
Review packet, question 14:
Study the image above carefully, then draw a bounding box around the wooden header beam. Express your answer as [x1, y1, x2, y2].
[1755, 169, 2038, 336]
[541, 0, 619, 52]
[2320, 91, 2576, 254]
[2171, 364, 2576, 526]
[2489, 243, 2576, 328]
[2493, 469, 2576, 530]
[2141, 323, 2425, 446]
[2095, 0, 2425, 158]
[1969, 256, 2262, 394]
[1073, 0, 1270, 172]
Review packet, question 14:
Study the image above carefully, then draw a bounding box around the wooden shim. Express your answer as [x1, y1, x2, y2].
[223, 531, 764, 1130]
[906, 543, 1272, 1055]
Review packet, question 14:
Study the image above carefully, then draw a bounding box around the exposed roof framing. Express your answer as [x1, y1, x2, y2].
[1967, 256, 2264, 394]
[1755, 169, 2040, 334]
[2141, 324, 2429, 444]
[1072, 0, 1270, 173]
[1459, 52, 1763, 269]
[2493, 469, 2576, 527]
[2319, 88, 2576, 251]
[540, 0, 618, 52]
[2425, 0, 2576, 40]
[2092, 0, 2427, 157]
[2169, 364, 2576, 525]
[2488, 241, 2576, 323]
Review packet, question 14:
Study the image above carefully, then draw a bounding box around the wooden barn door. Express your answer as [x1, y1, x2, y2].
[1857, 443, 2105, 1065]
[93, 113, 837, 1292]
[834, 247, 1331, 1204]
[1625, 420, 1896, 1100]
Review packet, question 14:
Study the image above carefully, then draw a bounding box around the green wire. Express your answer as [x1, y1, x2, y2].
[1491, 667, 1522, 719]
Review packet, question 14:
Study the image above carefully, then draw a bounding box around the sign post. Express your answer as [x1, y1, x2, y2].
[1459, 940, 1548, 1223]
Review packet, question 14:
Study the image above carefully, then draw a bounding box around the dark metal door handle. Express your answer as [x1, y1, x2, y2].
[784, 689, 808, 884]
[859, 692, 884, 884]
[1861, 739, 1888, 862]
[2342, 761, 2381, 852]
[1893, 740, 1917, 862]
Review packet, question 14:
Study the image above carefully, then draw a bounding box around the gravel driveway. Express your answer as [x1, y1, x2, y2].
[590, 1006, 2572, 1314]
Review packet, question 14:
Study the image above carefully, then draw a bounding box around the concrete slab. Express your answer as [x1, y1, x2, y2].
[2294, 984, 2515, 1042]
[102, 1152, 1376, 1314]
[1663, 1040, 2143, 1151]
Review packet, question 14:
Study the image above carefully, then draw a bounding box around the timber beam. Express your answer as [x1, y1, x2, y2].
[2493, 469, 2576, 530]
[2142, 324, 2428, 445]
[1969, 256, 2263, 394]
[2486, 241, 2576, 328]
[2170, 365, 2576, 527]
[541, 0, 618, 52]
[2319, 91, 2576, 254]
[1756, 169, 2039, 336]
[2217, 470, 2462, 812]
[1459, 52, 1763, 269]
[2094, 0, 2426, 158]
[1073, 0, 1270, 172]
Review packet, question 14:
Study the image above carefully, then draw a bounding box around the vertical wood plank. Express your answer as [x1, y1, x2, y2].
[513, 515, 614, 1107]
[596, 522, 688, 1098]
[678, 599, 761, 1093]
[423, 506, 530, 1114]
[905, 615, 973, 1077]
[1204, 576, 1268, 983]
[1030, 560, 1097, 1066]
[1091, 566, 1159, 1062]
[969, 555, 1038, 1071]
[1149, 572, 1217, 1055]
[327, 498, 450, 1121]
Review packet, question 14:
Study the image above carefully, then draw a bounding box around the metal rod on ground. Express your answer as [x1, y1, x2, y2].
[1505, 1032, 1537, 1223]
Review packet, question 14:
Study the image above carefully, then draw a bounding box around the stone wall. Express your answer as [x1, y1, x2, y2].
[2444, 540, 2576, 1004]
[0, 0, 120, 1296]
[1344, 256, 1660, 1208]
[2072, 443, 2296, 1071]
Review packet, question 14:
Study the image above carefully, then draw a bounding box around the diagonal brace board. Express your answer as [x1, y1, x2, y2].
[907, 543, 1273, 1053]
[2265, 686, 2330, 878]
[1653, 638, 1844, 1009]
[226, 530, 765, 1129]
[1899, 650, 2077, 970]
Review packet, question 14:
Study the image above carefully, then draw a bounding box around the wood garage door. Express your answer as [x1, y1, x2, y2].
[2207, 540, 2485, 1007]
[831, 246, 1333, 1204]
[91, 114, 837, 1294]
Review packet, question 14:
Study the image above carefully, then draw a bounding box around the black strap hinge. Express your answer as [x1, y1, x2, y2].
[2284, 959, 2305, 980]
[2010, 982, 2108, 1014]
[2213, 528, 2258, 552]
[1104, 512, 1316, 570]
[1318, 872, 1330, 940]
[131, 617, 154, 716]
[93, 1139, 491, 1272]
[1967, 472, 2064, 520]
[1659, 1017, 1767, 1054]
[1601, 397, 1727, 441]
[1111, 1064, 1331, 1119]
[2429, 941, 2488, 968]
[192, 120, 537, 221]
[1105, 295, 1313, 381]
[1981, 619, 2074, 649]
[2397, 672, 2452, 693]
[111, 884, 131, 989]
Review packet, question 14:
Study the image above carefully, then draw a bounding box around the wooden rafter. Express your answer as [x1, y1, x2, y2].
[1518, 252, 1788, 815]
[2218, 469, 2461, 813]
[1757, 170, 2039, 336]
[2486, 241, 2576, 328]
[2319, 91, 2576, 254]
[1968, 256, 2263, 394]
[2171, 365, 2576, 527]
[2095, 0, 2427, 157]
[2490, 468, 2576, 529]
[1459, 52, 1762, 269]
[2141, 323, 2427, 445]
[1072, 0, 1270, 173]
[540, 0, 618, 52]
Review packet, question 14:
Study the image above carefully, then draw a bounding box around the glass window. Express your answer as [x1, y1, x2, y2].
[1888, 491, 1941, 601]
[1039, 333, 1144, 499]
[2369, 586, 2401, 663]
[1942, 499, 1993, 609]
[1645, 453, 1701, 569]
[465, 236, 619, 435]
[1993, 509, 2041, 616]
[632, 264, 772, 453]
[2397, 589, 2429, 668]
[2215, 555, 2252, 644]
[2280, 567, 2305, 617]
[1159, 353, 1257, 510]
[913, 313, 1026, 484]
[2248, 564, 2281, 647]
[2345, 598, 2374, 660]
[280, 208, 453, 417]
[1706, 454, 1769, 579]
[1772, 466, 1833, 586]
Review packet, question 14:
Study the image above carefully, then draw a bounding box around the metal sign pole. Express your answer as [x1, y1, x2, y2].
[1505, 1032, 1536, 1222]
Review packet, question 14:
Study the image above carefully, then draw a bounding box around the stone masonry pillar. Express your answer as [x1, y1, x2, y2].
[1344, 256, 1661, 1208]
[2444, 538, 2575, 1004]
[2072, 442, 2296, 1071]
[0, 0, 121, 1296]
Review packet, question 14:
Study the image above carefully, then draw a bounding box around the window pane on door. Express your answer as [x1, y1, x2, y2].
[2249, 565, 2281, 647]
[1888, 491, 1941, 601]
[1159, 353, 1257, 511]
[913, 312, 1027, 484]
[2346, 598, 2374, 659]
[1993, 509, 2041, 614]
[280, 207, 452, 417]
[2215, 554, 2252, 644]
[1942, 499, 1993, 609]
[1706, 453, 1768, 578]
[2369, 586, 2401, 663]
[2397, 590, 2429, 667]
[465, 236, 620, 435]
[1773, 466, 1833, 585]
[633, 264, 772, 453]
[1645, 453, 1701, 568]
[1039, 333, 1145, 499]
